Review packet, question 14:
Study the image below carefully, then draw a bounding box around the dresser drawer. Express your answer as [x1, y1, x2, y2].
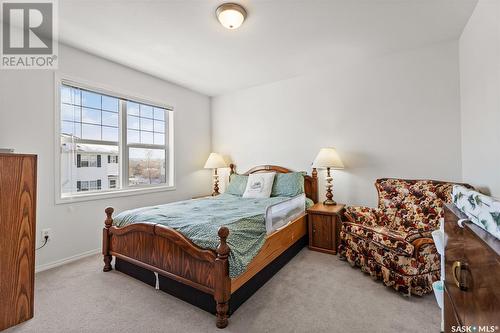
[444, 204, 500, 332]
[444, 286, 461, 332]
[461, 224, 500, 327]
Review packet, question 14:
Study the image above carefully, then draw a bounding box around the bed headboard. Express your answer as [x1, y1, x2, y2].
[229, 164, 318, 203]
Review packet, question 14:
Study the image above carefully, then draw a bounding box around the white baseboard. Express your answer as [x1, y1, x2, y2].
[35, 248, 100, 273]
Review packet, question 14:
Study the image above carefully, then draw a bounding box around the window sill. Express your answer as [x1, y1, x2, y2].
[56, 185, 176, 205]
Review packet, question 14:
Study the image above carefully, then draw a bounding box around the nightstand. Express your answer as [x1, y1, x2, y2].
[307, 203, 346, 254]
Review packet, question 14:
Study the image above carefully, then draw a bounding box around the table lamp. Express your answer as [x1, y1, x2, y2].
[204, 153, 228, 196]
[312, 148, 344, 205]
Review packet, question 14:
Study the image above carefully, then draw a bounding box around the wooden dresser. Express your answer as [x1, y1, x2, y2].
[444, 204, 500, 333]
[0, 154, 37, 331]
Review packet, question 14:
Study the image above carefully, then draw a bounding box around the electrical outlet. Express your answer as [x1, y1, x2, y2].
[42, 228, 51, 241]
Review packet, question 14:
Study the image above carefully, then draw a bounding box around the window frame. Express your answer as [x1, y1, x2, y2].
[122, 101, 169, 188]
[55, 74, 175, 204]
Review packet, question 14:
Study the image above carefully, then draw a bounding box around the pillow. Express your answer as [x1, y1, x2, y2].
[305, 197, 314, 209]
[271, 172, 305, 197]
[225, 174, 248, 196]
[242, 172, 276, 198]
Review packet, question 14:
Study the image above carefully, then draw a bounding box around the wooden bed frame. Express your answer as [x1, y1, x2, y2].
[102, 165, 318, 328]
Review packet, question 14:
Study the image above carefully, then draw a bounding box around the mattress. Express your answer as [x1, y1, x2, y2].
[113, 194, 289, 278]
[112, 193, 312, 277]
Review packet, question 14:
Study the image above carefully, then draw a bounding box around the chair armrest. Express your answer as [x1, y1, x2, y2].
[344, 206, 379, 227]
[411, 237, 435, 258]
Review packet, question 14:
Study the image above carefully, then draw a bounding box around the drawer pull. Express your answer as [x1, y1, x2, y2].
[452, 261, 469, 291]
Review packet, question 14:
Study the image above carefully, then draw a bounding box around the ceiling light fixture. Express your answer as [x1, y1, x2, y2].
[216, 3, 247, 30]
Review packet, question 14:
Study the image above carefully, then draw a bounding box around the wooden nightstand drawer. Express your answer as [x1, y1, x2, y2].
[307, 203, 345, 255]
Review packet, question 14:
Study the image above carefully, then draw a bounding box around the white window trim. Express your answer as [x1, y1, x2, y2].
[54, 73, 176, 205]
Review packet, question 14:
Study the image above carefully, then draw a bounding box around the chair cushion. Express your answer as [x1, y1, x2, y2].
[376, 179, 454, 232]
[340, 231, 440, 276]
[344, 207, 379, 226]
[391, 202, 442, 236]
[376, 179, 408, 210]
[342, 222, 415, 256]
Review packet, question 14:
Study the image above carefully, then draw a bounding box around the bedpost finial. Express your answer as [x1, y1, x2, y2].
[312, 167, 318, 179]
[105, 207, 114, 216]
[229, 164, 235, 175]
[105, 207, 114, 228]
[218, 226, 229, 240]
[217, 226, 230, 257]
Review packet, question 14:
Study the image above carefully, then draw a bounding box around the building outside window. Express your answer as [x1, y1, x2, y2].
[77, 180, 102, 192]
[59, 82, 173, 199]
[79, 154, 99, 168]
[108, 155, 118, 164]
[108, 178, 117, 189]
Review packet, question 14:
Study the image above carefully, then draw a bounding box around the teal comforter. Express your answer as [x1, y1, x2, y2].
[113, 194, 295, 278]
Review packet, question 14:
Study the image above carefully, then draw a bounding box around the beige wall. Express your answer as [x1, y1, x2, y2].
[0, 44, 212, 270]
[459, 0, 500, 197]
[212, 41, 463, 207]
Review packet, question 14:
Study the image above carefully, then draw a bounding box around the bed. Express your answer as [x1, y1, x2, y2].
[102, 165, 318, 328]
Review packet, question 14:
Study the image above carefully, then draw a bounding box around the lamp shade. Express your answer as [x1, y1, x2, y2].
[204, 153, 227, 169]
[312, 148, 344, 169]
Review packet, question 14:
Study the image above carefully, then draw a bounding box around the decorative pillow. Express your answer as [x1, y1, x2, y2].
[305, 197, 314, 209]
[225, 174, 248, 196]
[242, 172, 276, 198]
[271, 172, 305, 197]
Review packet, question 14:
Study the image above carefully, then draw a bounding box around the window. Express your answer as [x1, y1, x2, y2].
[77, 180, 102, 192]
[108, 155, 118, 164]
[59, 82, 173, 198]
[61, 86, 119, 142]
[78, 154, 100, 168]
[109, 178, 117, 189]
[127, 102, 167, 185]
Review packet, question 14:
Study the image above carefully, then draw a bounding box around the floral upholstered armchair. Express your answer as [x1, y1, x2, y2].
[338, 178, 471, 296]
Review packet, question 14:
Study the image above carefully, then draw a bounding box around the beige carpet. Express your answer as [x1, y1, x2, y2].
[6, 250, 440, 333]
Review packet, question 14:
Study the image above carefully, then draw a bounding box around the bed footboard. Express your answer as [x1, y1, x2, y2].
[102, 207, 231, 328]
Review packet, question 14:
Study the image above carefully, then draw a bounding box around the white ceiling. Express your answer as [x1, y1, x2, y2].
[60, 0, 477, 96]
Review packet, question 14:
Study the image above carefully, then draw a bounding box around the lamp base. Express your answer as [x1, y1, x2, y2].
[212, 172, 220, 196]
[323, 167, 336, 206]
[323, 199, 337, 206]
